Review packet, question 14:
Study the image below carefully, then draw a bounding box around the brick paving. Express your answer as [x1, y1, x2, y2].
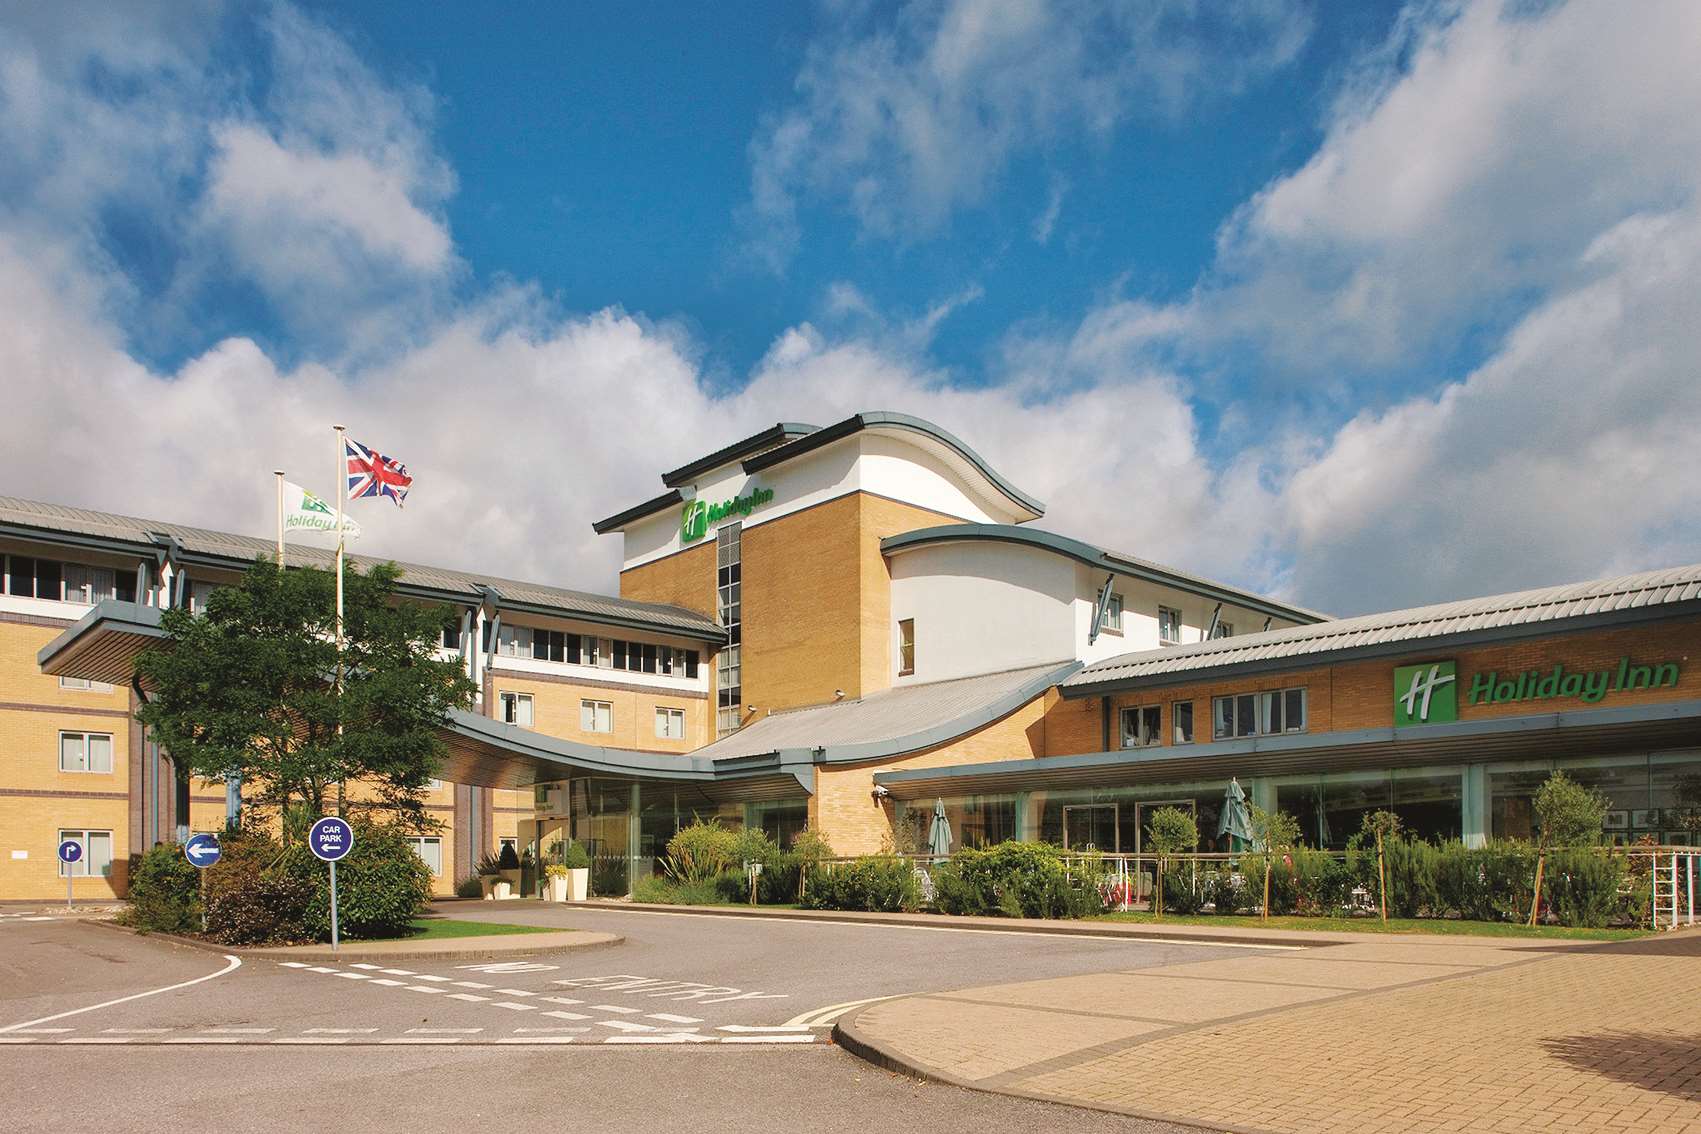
[843, 930, 1701, 1133]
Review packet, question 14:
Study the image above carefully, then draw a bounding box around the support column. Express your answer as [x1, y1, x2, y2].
[1462, 764, 1488, 849]
[627, 782, 642, 897]
[1013, 791, 1033, 841]
[1246, 777, 1277, 816]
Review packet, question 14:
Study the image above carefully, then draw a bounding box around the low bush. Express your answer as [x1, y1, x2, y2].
[203, 831, 314, 946]
[1236, 853, 1300, 915]
[1430, 840, 1537, 921]
[563, 841, 591, 870]
[454, 874, 484, 898]
[274, 821, 434, 941]
[1160, 864, 1205, 915]
[1382, 836, 1441, 918]
[1543, 849, 1624, 928]
[633, 874, 731, 905]
[926, 843, 1103, 919]
[1288, 847, 1353, 917]
[1205, 865, 1247, 914]
[801, 855, 922, 912]
[125, 842, 203, 933]
[664, 820, 739, 884]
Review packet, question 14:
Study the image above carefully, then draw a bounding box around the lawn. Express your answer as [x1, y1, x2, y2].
[1092, 911, 1650, 941]
[398, 918, 560, 940]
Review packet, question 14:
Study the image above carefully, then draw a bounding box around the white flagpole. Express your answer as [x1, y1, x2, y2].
[333, 425, 347, 819]
[274, 469, 286, 571]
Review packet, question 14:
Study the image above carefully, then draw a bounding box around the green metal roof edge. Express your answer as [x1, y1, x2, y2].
[591, 488, 684, 535]
[880, 524, 1328, 626]
[36, 600, 164, 671]
[660, 422, 821, 488]
[739, 411, 1047, 518]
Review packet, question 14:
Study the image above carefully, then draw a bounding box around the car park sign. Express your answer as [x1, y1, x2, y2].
[308, 817, 355, 862]
[184, 833, 222, 868]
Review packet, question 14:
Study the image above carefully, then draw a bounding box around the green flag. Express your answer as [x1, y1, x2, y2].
[283, 481, 359, 538]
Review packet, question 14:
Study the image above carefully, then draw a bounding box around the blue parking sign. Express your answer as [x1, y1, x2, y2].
[308, 816, 354, 862]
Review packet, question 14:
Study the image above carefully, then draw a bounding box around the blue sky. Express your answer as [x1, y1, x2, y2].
[3, 1, 1700, 615]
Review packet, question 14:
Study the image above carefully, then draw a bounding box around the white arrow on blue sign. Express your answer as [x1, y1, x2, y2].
[184, 833, 222, 868]
[57, 840, 82, 864]
[308, 817, 355, 862]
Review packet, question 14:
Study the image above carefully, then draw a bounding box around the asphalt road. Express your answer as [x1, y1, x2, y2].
[0, 906, 1258, 1132]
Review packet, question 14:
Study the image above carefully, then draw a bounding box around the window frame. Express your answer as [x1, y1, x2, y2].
[57, 829, 113, 878]
[499, 691, 533, 727]
[405, 836, 443, 877]
[59, 730, 113, 774]
[1211, 687, 1307, 740]
[1172, 700, 1195, 745]
[580, 698, 613, 734]
[1099, 593, 1125, 635]
[1118, 704, 1162, 749]
[897, 618, 915, 677]
[654, 706, 686, 740]
[1158, 605, 1183, 645]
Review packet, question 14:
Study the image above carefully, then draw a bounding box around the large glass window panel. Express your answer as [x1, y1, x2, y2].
[1235, 694, 1256, 738]
[1391, 766, 1463, 843]
[1257, 691, 1282, 735]
[1488, 760, 1553, 841]
[1173, 701, 1194, 744]
[1213, 696, 1234, 740]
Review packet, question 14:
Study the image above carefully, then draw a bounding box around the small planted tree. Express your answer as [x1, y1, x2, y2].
[1248, 805, 1302, 920]
[1361, 810, 1403, 924]
[1145, 806, 1198, 919]
[1529, 771, 1610, 925]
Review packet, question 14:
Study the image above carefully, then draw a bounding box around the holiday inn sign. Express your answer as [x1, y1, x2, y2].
[1394, 656, 1683, 726]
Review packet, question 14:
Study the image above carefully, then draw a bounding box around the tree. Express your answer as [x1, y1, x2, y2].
[1145, 806, 1198, 919]
[135, 560, 475, 834]
[1360, 810, 1403, 923]
[1248, 804, 1302, 920]
[1528, 771, 1610, 926]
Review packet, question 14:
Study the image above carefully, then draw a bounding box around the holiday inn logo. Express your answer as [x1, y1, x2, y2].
[1395, 661, 1457, 726]
[1395, 655, 1683, 726]
[680, 486, 774, 543]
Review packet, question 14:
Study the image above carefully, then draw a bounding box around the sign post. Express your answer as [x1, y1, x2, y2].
[184, 834, 222, 931]
[57, 839, 82, 909]
[307, 817, 355, 952]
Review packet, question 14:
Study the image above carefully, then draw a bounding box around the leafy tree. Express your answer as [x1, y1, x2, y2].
[1361, 810, 1403, 922]
[1248, 804, 1302, 920]
[134, 560, 475, 834]
[1674, 775, 1701, 837]
[1533, 772, 1608, 848]
[1145, 806, 1198, 919]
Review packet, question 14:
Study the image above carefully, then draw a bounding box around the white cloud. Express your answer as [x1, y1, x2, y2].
[745, 0, 1311, 268]
[1031, 175, 1067, 245]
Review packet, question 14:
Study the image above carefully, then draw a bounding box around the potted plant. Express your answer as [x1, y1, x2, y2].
[494, 842, 521, 900]
[474, 851, 503, 900]
[545, 863, 571, 903]
[564, 841, 591, 901]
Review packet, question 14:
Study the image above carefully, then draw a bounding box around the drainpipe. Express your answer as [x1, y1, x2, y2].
[1100, 696, 1111, 751]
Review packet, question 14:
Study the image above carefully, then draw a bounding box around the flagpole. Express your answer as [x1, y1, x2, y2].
[274, 470, 286, 571]
[333, 425, 347, 819]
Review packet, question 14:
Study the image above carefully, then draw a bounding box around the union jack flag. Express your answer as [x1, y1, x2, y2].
[344, 436, 412, 508]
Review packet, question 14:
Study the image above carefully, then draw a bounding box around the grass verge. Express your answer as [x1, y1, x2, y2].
[1092, 911, 1649, 940]
[399, 918, 560, 940]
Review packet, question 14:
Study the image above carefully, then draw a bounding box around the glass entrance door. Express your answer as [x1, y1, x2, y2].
[1062, 803, 1119, 852]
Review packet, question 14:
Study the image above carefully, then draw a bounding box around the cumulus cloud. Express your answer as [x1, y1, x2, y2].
[745, 0, 1312, 268]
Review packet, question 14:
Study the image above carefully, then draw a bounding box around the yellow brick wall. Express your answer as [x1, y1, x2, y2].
[812, 688, 1055, 855]
[484, 670, 706, 754]
[619, 539, 717, 617]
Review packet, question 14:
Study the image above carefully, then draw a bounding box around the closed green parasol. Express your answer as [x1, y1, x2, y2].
[1218, 778, 1253, 852]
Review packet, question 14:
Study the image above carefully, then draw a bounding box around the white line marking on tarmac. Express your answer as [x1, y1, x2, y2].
[450, 981, 491, 989]
[0, 953, 241, 1035]
[447, 993, 490, 1002]
[164, 1037, 239, 1044]
[370, 979, 405, 986]
[718, 1024, 812, 1033]
[204, 1027, 273, 1034]
[379, 969, 416, 976]
[597, 1020, 656, 1033]
[783, 996, 899, 1028]
[333, 972, 370, 980]
[102, 1028, 170, 1034]
[306, 966, 338, 974]
[543, 1010, 590, 1021]
[349, 963, 383, 970]
[405, 985, 445, 994]
[720, 1034, 820, 1044]
[542, 996, 583, 1006]
[512, 1026, 587, 1033]
[304, 1028, 378, 1034]
[647, 1013, 703, 1024]
[11, 1027, 73, 1034]
[491, 1001, 536, 1012]
[492, 988, 536, 997]
[414, 974, 453, 982]
[589, 1004, 640, 1014]
[0, 1037, 38, 1044]
[497, 1036, 575, 1044]
[274, 1037, 350, 1045]
[408, 1027, 482, 1034]
[605, 1034, 717, 1044]
[60, 1037, 132, 1044]
[278, 962, 311, 969]
[383, 1037, 460, 1044]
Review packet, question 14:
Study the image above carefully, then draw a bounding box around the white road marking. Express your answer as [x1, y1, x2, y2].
[60, 1036, 132, 1044]
[447, 993, 489, 1002]
[783, 996, 900, 1028]
[414, 974, 453, 983]
[718, 1025, 812, 1033]
[492, 988, 536, 997]
[542, 996, 583, 1006]
[383, 1037, 460, 1044]
[370, 979, 405, 987]
[102, 1028, 170, 1034]
[333, 972, 371, 980]
[379, 968, 416, 976]
[303, 1027, 378, 1034]
[450, 981, 492, 989]
[164, 1037, 239, 1044]
[405, 985, 445, 995]
[275, 1037, 350, 1045]
[0, 953, 241, 1035]
[543, 1010, 590, 1021]
[646, 1013, 703, 1024]
[720, 1034, 820, 1044]
[456, 962, 558, 974]
[0, 1037, 37, 1044]
[512, 1026, 587, 1033]
[597, 1019, 656, 1033]
[204, 1027, 274, 1034]
[605, 1033, 717, 1045]
[589, 1004, 640, 1014]
[349, 963, 384, 970]
[305, 966, 338, 974]
[491, 1001, 537, 1012]
[11, 1027, 73, 1034]
[408, 1027, 482, 1034]
[278, 962, 311, 969]
[497, 1036, 575, 1044]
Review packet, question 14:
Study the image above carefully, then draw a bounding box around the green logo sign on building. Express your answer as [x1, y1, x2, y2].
[680, 486, 774, 543]
[1394, 661, 1457, 727]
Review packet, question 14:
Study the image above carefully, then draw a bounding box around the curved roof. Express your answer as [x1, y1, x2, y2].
[741, 411, 1046, 520]
[1065, 561, 1701, 694]
[881, 523, 1329, 625]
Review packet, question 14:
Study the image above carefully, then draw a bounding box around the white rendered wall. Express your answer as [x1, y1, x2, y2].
[1074, 570, 1304, 665]
[888, 542, 1077, 684]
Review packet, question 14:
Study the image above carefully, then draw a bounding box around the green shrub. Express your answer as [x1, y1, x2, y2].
[663, 820, 739, 884]
[1206, 866, 1246, 914]
[1382, 837, 1441, 918]
[1543, 849, 1624, 928]
[1237, 853, 1298, 915]
[801, 856, 921, 912]
[203, 831, 315, 945]
[563, 841, 591, 870]
[125, 843, 203, 934]
[1534, 772, 1609, 847]
[925, 843, 1103, 919]
[633, 874, 731, 905]
[1288, 847, 1352, 916]
[454, 874, 484, 898]
[1160, 865, 1205, 914]
[275, 822, 433, 941]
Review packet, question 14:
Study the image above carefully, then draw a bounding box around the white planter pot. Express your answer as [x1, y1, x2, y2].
[568, 867, 589, 902]
[479, 875, 499, 900]
[493, 879, 512, 900]
[546, 874, 569, 903]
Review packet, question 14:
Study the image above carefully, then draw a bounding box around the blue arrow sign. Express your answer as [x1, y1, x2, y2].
[57, 840, 82, 864]
[308, 817, 355, 863]
[184, 833, 222, 868]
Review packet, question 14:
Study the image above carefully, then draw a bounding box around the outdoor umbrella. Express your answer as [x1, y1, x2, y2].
[928, 798, 953, 859]
[1217, 778, 1254, 852]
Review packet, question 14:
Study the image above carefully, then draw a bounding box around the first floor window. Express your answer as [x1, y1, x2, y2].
[580, 699, 612, 733]
[1099, 593, 1124, 634]
[60, 731, 113, 774]
[1172, 701, 1195, 744]
[1213, 688, 1306, 740]
[655, 707, 686, 740]
[499, 691, 533, 727]
[1210, 620, 1235, 640]
[1158, 606, 1182, 644]
[898, 618, 915, 676]
[1119, 705, 1161, 748]
[59, 677, 115, 693]
[58, 829, 113, 877]
[406, 836, 443, 876]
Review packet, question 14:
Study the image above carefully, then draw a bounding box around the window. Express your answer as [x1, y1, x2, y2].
[497, 624, 533, 658]
[59, 731, 113, 774]
[898, 618, 915, 676]
[440, 621, 462, 651]
[1119, 705, 1161, 748]
[62, 564, 116, 605]
[532, 628, 566, 663]
[580, 699, 613, 733]
[1172, 701, 1195, 744]
[427, 778, 445, 791]
[406, 836, 442, 876]
[1099, 593, 1124, 634]
[716, 522, 743, 736]
[499, 692, 533, 727]
[655, 707, 685, 740]
[1212, 688, 1307, 740]
[57, 829, 113, 877]
[1210, 620, 1235, 640]
[1158, 606, 1182, 644]
[59, 677, 115, 693]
